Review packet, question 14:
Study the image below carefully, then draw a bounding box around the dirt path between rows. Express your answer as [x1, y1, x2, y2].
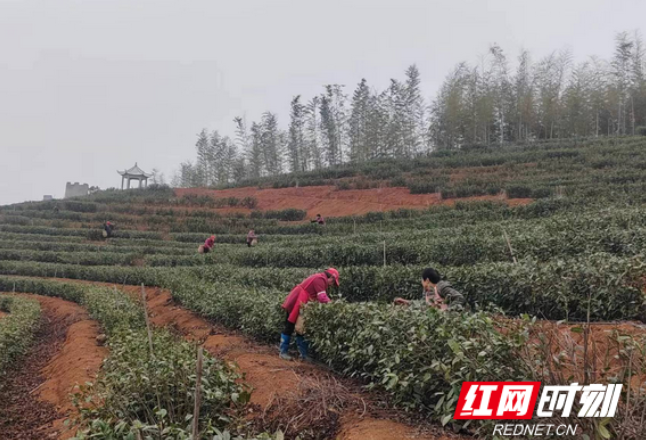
[0, 294, 106, 440]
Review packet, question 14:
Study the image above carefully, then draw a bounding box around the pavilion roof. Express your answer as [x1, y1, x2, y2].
[118, 162, 152, 178]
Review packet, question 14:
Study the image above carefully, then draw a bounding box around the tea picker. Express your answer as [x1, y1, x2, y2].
[102, 221, 115, 238]
[198, 235, 216, 254]
[279, 268, 339, 361]
[311, 214, 326, 225]
[394, 267, 467, 311]
[246, 229, 258, 247]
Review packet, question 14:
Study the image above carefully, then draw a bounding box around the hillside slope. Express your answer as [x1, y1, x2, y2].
[176, 185, 531, 218]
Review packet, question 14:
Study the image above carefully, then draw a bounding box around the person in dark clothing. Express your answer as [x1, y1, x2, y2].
[394, 267, 467, 311]
[103, 221, 114, 238]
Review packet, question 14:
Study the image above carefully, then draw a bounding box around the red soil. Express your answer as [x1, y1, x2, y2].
[34, 296, 107, 439]
[339, 418, 436, 440]
[0, 294, 106, 440]
[175, 185, 532, 218]
[0, 310, 7, 319]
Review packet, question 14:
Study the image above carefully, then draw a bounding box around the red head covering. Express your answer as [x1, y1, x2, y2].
[325, 268, 340, 286]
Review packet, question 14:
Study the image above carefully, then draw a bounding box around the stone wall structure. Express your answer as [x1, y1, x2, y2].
[64, 182, 90, 198]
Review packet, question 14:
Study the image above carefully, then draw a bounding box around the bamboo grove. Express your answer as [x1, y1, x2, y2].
[172, 31, 646, 188]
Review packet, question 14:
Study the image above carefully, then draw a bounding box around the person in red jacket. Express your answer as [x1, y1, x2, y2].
[280, 268, 339, 360]
[199, 235, 216, 254]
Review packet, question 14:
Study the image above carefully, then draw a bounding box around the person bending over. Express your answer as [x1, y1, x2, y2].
[198, 235, 216, 254]
[279, 268, 339, 360]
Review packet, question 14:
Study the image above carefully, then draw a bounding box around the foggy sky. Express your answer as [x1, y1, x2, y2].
[1, 0, 645, 205]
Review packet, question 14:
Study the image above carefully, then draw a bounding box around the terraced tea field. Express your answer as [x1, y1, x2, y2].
[2, 137, 646, 439]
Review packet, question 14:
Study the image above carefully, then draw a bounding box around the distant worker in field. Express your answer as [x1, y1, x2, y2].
[198, 235, 216, 254]
[311, 214, 325, 225]
[280, 268, 339, 361]
[394, 267, 467, 311]
[103, 221, 114, 238]
[246, 229, 258, 247]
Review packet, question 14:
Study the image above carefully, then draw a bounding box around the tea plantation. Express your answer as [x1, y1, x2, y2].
[2, 136, 646, 439]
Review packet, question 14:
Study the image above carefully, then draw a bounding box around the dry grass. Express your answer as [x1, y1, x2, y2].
[255, 374, 359, 439]
[518, 318, 646, 439]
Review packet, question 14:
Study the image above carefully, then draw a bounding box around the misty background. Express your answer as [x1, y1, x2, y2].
[1, 0, 645, 205]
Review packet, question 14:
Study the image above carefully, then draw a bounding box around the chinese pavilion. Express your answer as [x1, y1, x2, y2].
[118, 163, 152, 189]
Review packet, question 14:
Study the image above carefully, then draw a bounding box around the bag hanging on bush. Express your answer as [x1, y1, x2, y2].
[295, 315, 305, 335]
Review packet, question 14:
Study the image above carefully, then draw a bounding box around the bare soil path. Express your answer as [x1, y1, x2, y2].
[0, 294, 106, 440]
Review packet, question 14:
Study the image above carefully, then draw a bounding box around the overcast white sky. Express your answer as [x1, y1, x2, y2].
[1, 0, 644, 205]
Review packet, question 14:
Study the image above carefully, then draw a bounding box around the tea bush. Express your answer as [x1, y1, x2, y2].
[63, 201, 98, 213]
[163, 274, 284, 344]
[0, 278, 255, 439]
[306, 302, 530, 425]
[0, 249, 140, 266]
[0, 295, 41, 378]
[188, 255, 646, 322]
[0, 232, 87, 243]
[0, 239, 194, 256]
[163, 274, 531, 427]
[0, 224, 162, 240]
[229, 208, 646, 268]
[251, 208, 307, 221]
[73, 328, 249, 439]
[74, 286, 250, 439]
[241, 196, 258, 209]
[0, 261, 171, 286]
[1, 248, 645, 323]
[170, 232, 296, 245]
